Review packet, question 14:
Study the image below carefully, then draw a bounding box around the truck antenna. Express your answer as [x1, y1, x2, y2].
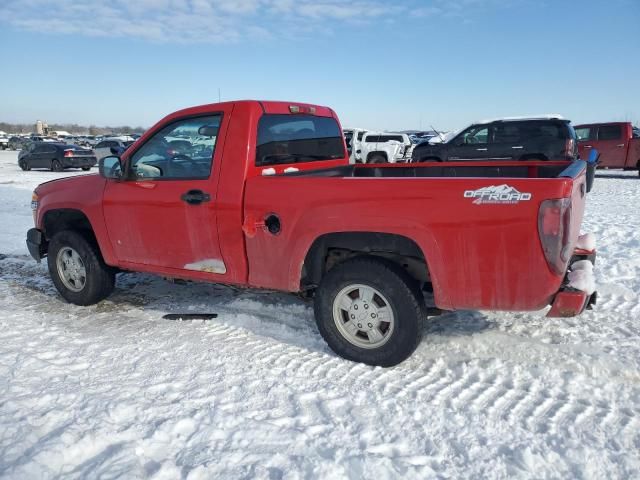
[431, 125, 445, 142]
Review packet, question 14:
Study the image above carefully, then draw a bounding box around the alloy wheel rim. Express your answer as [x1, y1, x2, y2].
[56, 247, 87, 292]
[332, 283, 395, 349]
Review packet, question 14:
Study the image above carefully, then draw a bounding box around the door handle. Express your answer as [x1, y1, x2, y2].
[584, 145, 592, 148]
[616, 144, 625, 148]
[181, 189, 211, 205]
[476, 148, 488, 151]
[511, 146, 524, 149]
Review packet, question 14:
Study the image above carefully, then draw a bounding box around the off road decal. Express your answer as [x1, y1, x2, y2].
[464, 184, 532, 205]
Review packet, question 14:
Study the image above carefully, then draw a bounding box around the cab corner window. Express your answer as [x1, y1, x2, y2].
[129, 115, 221, 179]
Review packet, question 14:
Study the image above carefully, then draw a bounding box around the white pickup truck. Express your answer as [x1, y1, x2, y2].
[360, 132, 414, 163]
[0, 135, 9, 150]
[343, 128, 368, 163]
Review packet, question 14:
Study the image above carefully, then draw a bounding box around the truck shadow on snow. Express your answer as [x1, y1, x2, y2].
[1, 254, 496, 360]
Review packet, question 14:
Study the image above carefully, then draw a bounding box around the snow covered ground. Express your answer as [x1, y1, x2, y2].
[0, 149, 639, 479]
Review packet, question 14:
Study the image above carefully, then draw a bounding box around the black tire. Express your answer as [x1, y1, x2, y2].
[18, 159, 30, 171]
[81, 166, 91, 171]
[51, 159, 64, 172]
[314, 256, 425, 367]
[47, 230, 115, 305]
[368, 154, 387, 164]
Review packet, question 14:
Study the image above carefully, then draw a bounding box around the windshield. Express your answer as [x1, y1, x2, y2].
[256, 114, 345, 166]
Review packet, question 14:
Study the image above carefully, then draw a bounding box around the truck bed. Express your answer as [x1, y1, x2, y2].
[281, 160, 579, 179]
[244, 159, 588, 312]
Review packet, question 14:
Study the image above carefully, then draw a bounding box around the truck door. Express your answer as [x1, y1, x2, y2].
[595, 124, 626, 168]
[490, 122, 522, 160]
[103, 111, 231, 277]
[449, 125, 491, 160]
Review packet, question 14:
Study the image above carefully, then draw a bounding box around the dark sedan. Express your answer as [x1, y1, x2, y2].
[18, 143, 97, 172]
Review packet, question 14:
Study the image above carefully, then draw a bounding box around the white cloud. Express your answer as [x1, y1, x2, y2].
[1, 0, 511, 44]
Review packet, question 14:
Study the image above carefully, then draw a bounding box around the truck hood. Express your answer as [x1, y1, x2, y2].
[35, 173, 106, 196]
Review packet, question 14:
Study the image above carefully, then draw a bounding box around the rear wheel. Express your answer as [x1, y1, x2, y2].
[314, 257, 425, 367]
[51, 159, 63, 172]
[81, 166, 91, 171]
[47, 230, 115, 305]
[368, 154, 387, 164]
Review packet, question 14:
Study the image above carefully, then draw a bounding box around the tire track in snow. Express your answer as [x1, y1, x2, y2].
[2, 248, 640, 478]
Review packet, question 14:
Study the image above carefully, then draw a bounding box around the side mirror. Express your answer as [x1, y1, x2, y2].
[198, 125, 219, 137]
[99, 155, 123, 179]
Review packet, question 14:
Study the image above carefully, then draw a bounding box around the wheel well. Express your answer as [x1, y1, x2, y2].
[367, 151, 388, 162]
[301, 232, 430, 290]
[418, 156, 442, 162]
[43, 209, 96, 243]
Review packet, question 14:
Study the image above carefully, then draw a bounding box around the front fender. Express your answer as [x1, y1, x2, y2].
[34, 176, 117, 266]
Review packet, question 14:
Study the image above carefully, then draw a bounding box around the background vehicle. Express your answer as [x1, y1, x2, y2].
[574, 122, 640, 175]
[8, 136, 28, 150]
[28, 135, 58, 143]
[27, 100, 595, 367]
[18, 143, 96, 171]
[343, 128, 368, 163]
[412, 117, 578, 162]
[93, 138, 134, 161]
[0, 135, 8, 150]
[360, 132, 413, 163]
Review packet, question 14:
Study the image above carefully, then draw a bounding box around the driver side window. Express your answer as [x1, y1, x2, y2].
[460, 126, 489, 145]
[130, 115, 221, 180]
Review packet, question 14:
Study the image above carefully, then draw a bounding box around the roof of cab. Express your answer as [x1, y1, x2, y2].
[165, 100, 337, 120]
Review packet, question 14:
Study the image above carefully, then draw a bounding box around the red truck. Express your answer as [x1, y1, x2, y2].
[26, 100, 597, 366]
[574, 122, 640, 175]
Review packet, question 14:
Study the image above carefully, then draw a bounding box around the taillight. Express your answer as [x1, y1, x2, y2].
[538, 198, 572, 275]
[563, 138, 575, 158]
[64, 150, 74, 157]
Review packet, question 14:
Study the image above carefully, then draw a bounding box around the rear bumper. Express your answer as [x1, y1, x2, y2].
[64, 157, 97, 168]
[26, 228, 47, 263]
[547, 290, 596, 317]
[547, 238, 597, 318]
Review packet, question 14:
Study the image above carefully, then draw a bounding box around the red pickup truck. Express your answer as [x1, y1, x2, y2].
[574, 122, 640, 175]
[26, 100, 597, 366]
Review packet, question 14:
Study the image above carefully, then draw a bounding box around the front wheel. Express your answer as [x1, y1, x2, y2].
[47, 230, 115, 305]
[18, 159, 30, 171]
[314, 257, 424, 367]
[81, 166, 91, 171]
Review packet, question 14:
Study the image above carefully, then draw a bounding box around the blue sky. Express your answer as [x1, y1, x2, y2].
[0, 0, 638, 131]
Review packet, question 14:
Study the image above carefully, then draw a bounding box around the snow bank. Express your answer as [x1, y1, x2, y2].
[576, 232, 596, 251]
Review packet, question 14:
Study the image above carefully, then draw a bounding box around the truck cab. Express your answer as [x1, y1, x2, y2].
[574, 122, 640, 174]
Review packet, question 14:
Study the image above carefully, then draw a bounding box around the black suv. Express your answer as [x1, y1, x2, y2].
[18, 142, 97, 172]
[412, 117, 578, 162]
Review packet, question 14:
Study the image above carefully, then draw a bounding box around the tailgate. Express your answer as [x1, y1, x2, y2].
[560, 161, 588, 268]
